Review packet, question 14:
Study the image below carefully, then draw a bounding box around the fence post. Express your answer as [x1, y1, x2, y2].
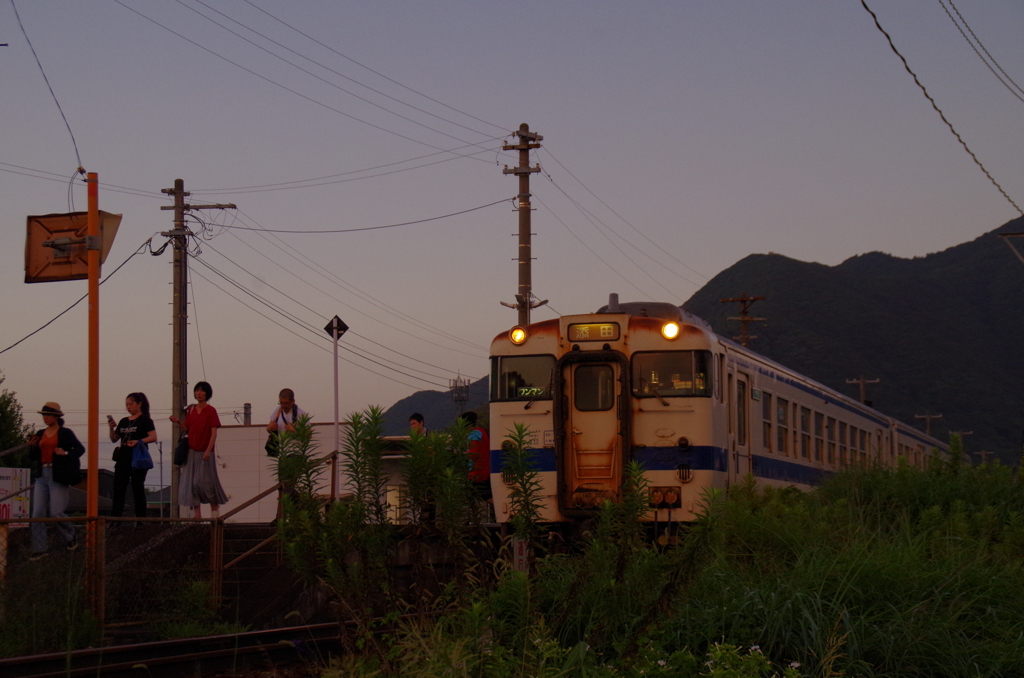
[209, 517, 223, 609]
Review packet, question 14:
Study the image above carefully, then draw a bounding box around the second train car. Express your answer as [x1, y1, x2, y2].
[488, 295, 947, 524]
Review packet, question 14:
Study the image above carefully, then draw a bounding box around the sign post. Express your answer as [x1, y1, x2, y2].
[324, 316, 349, 501]
[24, 173, 120, 623]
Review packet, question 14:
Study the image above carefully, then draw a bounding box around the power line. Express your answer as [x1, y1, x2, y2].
[196, 241, 468, 380]
[937, 0, 1024, 104]
[189, 142, 500, 194]
[230, 209, 486, 355]
[180, 0, 500, 142]
[860, 0, 1022, 216]
[0, 239, 152, 355]
[214, 197, 511, 233]
[10, 0, 82, 169]
[240, 0, 508, 135]
[188, 257, 451, 389]
[540, 148, 710, 283]
[112, 0, 495, 155]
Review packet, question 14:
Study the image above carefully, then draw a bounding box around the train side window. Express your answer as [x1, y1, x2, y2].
[839, 422, 847, 465]
[491, 355, 556, 401]
[574, 364, 616, 412]
[736, 379, 747, 446]
[717, 355, 724, 402]
[776, 397, 789, 456]
[800, 406, 811, 459]
[826, 417, 836, 465]
[813, 412, 824, 462]
[762, 392, 772, 453]
[860, 429, 868, 462]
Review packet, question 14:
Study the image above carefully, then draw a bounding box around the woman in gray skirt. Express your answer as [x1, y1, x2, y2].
[169, 381, 228, 518]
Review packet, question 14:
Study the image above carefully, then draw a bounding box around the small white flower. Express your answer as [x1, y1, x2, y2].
[790, 661, 802, 669]
[751, 645, 762, 653]
[658, 660, 667, 666]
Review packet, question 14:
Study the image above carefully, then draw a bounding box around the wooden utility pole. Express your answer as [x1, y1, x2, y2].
[846, 375, 880, 405]
[719, 293, 765, 347]
[501, 124, 546, 326]
[914, 412, 943, 436]
[160, 179, 235, 517]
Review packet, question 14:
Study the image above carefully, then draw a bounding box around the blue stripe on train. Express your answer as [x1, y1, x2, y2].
[491, 446, 832, 486]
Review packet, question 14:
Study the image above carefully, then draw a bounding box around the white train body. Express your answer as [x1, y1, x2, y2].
[489, 299, 947, 524]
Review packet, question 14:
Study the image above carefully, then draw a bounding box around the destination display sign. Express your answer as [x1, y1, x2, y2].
[567, 322, 620, 342]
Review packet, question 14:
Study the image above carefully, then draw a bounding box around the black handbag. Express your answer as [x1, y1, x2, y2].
[174, 435, 190, 466]
[265, 433, 280, 457]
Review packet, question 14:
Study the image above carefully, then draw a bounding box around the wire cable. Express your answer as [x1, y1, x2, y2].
[10, 0, 83, 169]
[113, 0, 492, 155]
[240, 0, 509, 134]
[938, 0, 1024, 103]
[0, 239, 152, 355]
[861, 0, 1022, 216]
[180, 0, 500, 143]
[185, 257, 208, 381]
[230, 209, 486, 355]
[216, 197, 512, 233]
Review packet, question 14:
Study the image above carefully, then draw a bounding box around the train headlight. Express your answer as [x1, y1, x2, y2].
[510, 326, 527, 345]
[661, 322, 680, 340]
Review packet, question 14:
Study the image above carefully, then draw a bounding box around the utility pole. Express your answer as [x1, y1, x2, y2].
[501, 124, 547, 326]
[846, 375, 880, 405]
[160, 179, 235, 517]
[450, 375, 470, 415]
[914, 412, 943, 437]
[951, 430, 974, 463]
[974, 450, 994, 465]
[719, 293, 766, 347]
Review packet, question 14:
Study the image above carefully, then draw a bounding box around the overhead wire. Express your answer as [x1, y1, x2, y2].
[11, 0, 82, 170]
[190, 144, 500, 195]
[189, 254, 451, 388]
[230, 209, 486, 355]
[240, 0, 509, 134]
[937, 0, 1024, 104]
[185, 256, 208, 381]
[215, 197, 511, 233]
[860, 0, 1022, 216]
[196, 240, 469, 380]
[540, 148, 709, 284]
[185, 264, 431, 391]
[112, 0, 500, 156]
[0, 239, 153, 355]
[180, 0, 500, 142]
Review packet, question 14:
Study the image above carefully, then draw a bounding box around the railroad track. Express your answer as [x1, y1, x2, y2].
[1, 622, 345, 678]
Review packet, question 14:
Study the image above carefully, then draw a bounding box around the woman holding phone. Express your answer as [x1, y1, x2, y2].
[107, 392, 157, 526]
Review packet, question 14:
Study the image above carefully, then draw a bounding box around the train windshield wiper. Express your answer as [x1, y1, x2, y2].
[524, 374, 553, 410]
[640, 377, 669, 406]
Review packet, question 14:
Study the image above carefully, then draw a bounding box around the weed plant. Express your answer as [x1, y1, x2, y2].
[321, 449, 1024, 677]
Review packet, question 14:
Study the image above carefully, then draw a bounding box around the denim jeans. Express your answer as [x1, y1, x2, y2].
[31, 467, 75, 553]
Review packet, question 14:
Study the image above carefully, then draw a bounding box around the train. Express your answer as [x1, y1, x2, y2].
[488, 294, 948, 524]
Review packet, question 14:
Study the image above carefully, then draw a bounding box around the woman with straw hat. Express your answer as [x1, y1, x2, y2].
[27, 402, 85, 561]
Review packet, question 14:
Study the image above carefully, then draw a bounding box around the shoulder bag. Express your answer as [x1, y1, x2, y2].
[131, 440, 154, 470]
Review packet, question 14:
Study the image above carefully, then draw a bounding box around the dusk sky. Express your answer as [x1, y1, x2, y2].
[2, 1, 1022, 466]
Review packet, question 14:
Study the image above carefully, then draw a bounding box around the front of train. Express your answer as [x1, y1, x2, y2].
[489, 296, 724, 525]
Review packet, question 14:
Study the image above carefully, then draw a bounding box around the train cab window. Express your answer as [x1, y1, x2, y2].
[762, 393, 772, 453]
[631, 350, 713, 398]
[776, 397, 789, 456]
[491, 355, 556, 401]
[575, 364, 616, 411]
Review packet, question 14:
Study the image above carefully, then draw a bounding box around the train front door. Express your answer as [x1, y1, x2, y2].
[559, 355, 628, 512]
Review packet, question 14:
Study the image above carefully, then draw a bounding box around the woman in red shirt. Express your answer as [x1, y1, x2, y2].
[170, 381, 228, 518]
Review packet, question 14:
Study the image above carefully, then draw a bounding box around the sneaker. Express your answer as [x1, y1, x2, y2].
[29, 551, 48, 562]
[66, 538, 79, 552]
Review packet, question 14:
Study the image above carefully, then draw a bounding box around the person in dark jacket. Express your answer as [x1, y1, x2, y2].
[27, 402, 85, 560]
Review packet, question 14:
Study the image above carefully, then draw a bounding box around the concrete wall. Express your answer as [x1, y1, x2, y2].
[212, 422, 411, 523]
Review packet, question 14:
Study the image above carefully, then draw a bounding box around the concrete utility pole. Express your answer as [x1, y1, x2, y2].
[846, 375, 880, 405]
[501, 124, 547, 326]
[914, 412, 943, 436]
[160, 179, 235, 517]
[719, 293, 766, 347]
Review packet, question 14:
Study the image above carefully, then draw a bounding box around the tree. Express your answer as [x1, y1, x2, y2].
[0, 371, 32, 467]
